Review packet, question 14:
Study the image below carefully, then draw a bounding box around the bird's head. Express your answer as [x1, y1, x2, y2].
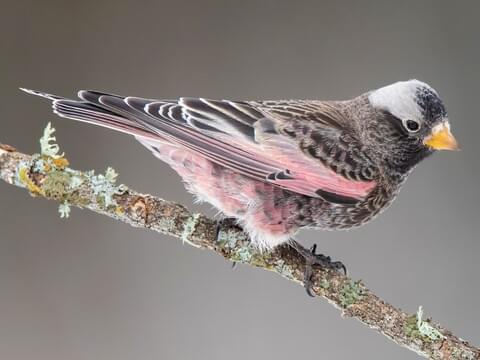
[367, 79, 458, 174]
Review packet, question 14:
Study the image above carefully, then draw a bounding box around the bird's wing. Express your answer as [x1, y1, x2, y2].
[27, 89, 376, 203]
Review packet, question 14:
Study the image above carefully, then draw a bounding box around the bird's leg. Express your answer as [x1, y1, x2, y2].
[215, 217, 239, 268]
[290, 240, 346, 297]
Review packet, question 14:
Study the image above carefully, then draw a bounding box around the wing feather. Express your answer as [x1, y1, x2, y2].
[23, 88, 377, 201]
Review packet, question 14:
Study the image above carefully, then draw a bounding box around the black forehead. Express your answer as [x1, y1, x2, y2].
[415, 86, 447, 121]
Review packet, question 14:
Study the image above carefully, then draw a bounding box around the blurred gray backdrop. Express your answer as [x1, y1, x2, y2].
[1, 1, 479, 359]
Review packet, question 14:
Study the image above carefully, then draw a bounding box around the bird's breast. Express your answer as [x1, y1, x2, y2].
[293, 177, 402, 230]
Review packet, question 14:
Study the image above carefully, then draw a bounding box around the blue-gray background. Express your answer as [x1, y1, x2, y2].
[1, 1, 478, 359]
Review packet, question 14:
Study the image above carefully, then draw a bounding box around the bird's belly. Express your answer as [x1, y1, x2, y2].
[148, 143, 297, 249]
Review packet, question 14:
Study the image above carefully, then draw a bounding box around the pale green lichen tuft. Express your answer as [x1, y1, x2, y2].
[216, 229, 238, 248]
[320, 278, 330, 290]
[404, 306, 444, 342]
[69, 175, 84, 189]
[403, 314, 422, 338]
[105, 167, 118, 183]
[18, 125, 126, 214]
[233, 245, 253, 263]
[42, 170, 71, 199]
[274, 259, 294, 279]
[416, 306, 444, 341]
[339, 279, 364, 307]
[181, 214, 202, 248]
[90, 167, 120, 208]
[58, 201, 71, 218]
[404, 314, 420, 338]
[40, 122, 64, 159]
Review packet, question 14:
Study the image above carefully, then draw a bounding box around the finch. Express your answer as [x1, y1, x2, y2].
[22, 80, 458, 293]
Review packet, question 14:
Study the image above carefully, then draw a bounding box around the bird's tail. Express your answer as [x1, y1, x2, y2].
[20, 88, 156, 139]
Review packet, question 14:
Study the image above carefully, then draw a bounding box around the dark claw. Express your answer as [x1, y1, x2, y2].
[215, 221, 222, 242]
[291, 242, 347, 297]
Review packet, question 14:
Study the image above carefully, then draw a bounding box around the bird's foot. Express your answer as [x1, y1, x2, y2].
[291, 242, 346, 297]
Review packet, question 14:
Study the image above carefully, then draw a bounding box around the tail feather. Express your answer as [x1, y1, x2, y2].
[21, 88, 156, 139]
[20, 88, 64, 101]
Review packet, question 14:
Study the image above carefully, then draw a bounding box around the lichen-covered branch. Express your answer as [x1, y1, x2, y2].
[0, 126, 478, 360]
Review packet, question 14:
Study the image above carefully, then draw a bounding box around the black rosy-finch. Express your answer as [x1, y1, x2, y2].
[22, 80, 458, 293]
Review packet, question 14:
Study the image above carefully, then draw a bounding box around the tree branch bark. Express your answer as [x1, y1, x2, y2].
[0, 141, 478, 360]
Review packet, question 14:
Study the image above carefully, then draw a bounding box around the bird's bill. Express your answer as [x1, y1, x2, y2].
[423, 121, 459, 150]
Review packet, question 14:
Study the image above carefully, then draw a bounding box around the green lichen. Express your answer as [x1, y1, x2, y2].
[273, 259, 294, 280]
[40, 122, 64, 159]
[104, 167, 118, 183]
[233, 245, 253, 263]
[43, 164, 124, 212]
[416, 306, 444, 341]
[15, 123, 128, 217]
[58, 201, 71, 218]
[320, 278, 330, 290]
[180, 214, 202, 248]
[32, 157, 48, 173]
[216, 228, 238, 249]
[69, 175, 84, 189]
[17, 123, 73, 199]
[404, 306, 444, 342]
[339, 279, 364, 307]
[405, 314, 421, 338]
[42, 170, 71, 199]
[89, 167, 120, 208]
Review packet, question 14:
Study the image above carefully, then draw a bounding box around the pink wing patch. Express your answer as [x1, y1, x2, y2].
[133, 120, 376, 201]
[259, 135, 376, 199]
[211, 132, 376, 200]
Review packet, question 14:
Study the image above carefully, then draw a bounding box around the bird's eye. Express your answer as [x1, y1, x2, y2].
[404, 119, 420, 133]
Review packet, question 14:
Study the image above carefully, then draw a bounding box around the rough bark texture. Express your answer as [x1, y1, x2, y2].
[0, 142, 478, 360]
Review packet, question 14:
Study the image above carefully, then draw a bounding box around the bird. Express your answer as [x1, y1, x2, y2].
[21, 79, 458, 295]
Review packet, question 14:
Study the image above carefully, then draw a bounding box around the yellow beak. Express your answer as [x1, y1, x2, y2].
[423, 122, 459, 151]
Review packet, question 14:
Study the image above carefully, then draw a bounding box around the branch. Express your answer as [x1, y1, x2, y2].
[0, 126, 478, 360]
